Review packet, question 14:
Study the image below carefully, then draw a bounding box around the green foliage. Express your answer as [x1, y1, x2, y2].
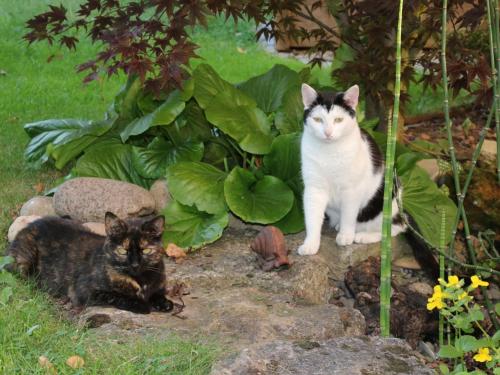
[399, 165, 457, 248]
[224, 167, 294, 224]
[167, 162, 227, 215]
[23, 62, 458, 250]
[163, 201, 228, 248]
[428, 276, 500, 374]
[0, 256, 15, 306]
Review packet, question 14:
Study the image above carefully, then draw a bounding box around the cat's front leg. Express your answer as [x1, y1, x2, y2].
[149, 292, 174, 312]
[298, 187, 329, 255]
[336, 193, 360, 246]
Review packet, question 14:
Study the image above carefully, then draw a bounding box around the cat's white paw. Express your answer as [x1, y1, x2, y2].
[297, 241, 319, 255]
[354, 232, 381, 244]
[336, 231, 355, 246]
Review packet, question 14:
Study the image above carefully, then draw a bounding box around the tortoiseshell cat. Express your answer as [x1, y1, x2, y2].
[6, 212, 172, 314]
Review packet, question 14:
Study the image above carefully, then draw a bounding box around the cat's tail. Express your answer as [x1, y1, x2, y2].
[403, 212, 440, 280]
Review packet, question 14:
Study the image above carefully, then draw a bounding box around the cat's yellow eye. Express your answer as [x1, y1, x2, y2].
[142, 248, 153, 255]
[334, 117, 343, 123]
[312, 117, 322, 123]
[116, 247, 127, 255]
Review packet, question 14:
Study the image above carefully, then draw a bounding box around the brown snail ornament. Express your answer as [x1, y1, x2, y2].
[250, 226, 291, 271]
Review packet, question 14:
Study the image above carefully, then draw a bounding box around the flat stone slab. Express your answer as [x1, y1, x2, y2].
[211, 336, 433, 375]
[165, 227, 414, 299]
[81, 288, 364, 348]
[77, 227, 427, 372]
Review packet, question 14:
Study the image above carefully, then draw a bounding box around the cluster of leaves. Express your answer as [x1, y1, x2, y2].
[23, 0, 307, 94]
[0, 256, 15, 306]
[25, 64, 307, 248]
[428, 275, 499, 374]
[24, 63, 457, 249]
[25, 1, 490, 120]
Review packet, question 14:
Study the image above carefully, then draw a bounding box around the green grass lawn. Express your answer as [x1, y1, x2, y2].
[0, 1, 329, 373]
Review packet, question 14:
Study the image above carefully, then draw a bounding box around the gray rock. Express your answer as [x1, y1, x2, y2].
[19, 196, 56, 216]
[53, 177, 156, 222]
[82, 222, 106, 236]
[409, 282, 433, 297]
[74, 226, 420, 368]
[80, 291, 364, 348]
[149, 179, 171, 212]
[227, 213, 265, 231]
[7, 215, 41, 242]
[211, 336, 433, 375]
[394, 256, 422, 270]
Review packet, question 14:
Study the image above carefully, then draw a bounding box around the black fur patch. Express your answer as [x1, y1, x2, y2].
[360, 129, 383, 172]
[357, 176, 400, 223]
[304, 90, 356, 122]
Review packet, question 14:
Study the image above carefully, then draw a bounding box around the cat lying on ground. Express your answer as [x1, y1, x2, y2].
[7, 212, 172, 314]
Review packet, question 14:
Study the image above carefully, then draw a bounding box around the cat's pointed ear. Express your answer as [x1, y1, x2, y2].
[142, 215, 165, 238]
[301, 83, 318, 109]
[104, 212, 127, 238]
[343, 85, 359, 109]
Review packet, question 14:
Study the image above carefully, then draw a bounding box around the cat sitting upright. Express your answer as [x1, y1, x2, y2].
[298, 83, 405, 256]
[7, 212, 172, 314]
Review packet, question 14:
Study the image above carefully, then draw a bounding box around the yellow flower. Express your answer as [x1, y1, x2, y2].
[473, 347, 492, 362]
[427, 285, 447, 310]
[447, 275, 460, 287]
[458, 292, 468, 300]
[470, 275, 489, 289]
[427, 298, 445, 310]
[438, 275, 460, 288]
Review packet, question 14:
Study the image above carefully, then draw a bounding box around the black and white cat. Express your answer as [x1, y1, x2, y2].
[297, 83, 405, 256]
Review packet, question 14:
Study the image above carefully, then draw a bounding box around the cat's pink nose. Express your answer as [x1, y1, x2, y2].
[324, 129, 333, 137]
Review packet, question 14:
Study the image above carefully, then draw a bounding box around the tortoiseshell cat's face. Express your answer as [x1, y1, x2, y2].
[103, 212, 165, 276]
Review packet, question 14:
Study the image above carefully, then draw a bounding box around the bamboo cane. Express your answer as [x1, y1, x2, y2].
[379, 0, 404, 337]
[439, 209, 445, 347]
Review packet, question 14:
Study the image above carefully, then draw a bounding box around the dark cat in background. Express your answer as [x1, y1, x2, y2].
[6, 212, 172, 314]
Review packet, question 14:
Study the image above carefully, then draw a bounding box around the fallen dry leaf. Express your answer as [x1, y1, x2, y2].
[165, 243, 187, 263]
[66, 355, 84, 369]
[38, 356, 57, 374]
[419, 133, 431, 141]
[34, 182, 45, 194]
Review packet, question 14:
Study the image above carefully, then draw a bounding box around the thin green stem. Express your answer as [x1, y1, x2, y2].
[439, 209, 445, 347]
[442, 0, 499, 330]
[486, 0, 500, 182]
[379, 0, 404, 337]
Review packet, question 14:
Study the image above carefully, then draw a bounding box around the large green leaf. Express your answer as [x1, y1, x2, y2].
[400, 165, 457, 248]
[224, 167, 294, 224]
[112, 75, 143, 121]
[24, 119, 113, 168]
[73, 139, 150, 188]
[263, 133, 304, 233]
[163, 200, 228, 249]
[238, 64, 301, 113]
[192, 64, 255, 109]
[166, 161, 227, 214]
[166, 101, 212, 144]
[132, 137, 204, 179]
[120, 90, 186, 142]
[275, 88, 304, 134]
[205, 93, 272, 155]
